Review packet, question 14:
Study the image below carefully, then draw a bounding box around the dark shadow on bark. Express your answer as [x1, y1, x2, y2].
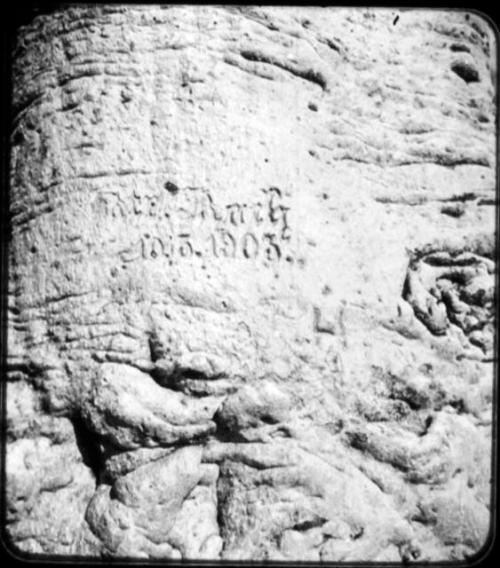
[71, 415, 103, 486]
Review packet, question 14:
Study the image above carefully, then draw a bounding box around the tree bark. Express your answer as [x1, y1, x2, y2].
[6, 5, 496, 561]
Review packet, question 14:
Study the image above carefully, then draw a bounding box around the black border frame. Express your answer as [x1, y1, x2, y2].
[0, 3, 498, 567]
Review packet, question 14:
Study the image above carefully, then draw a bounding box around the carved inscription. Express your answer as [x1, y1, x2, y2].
[96, 186, 293, 264]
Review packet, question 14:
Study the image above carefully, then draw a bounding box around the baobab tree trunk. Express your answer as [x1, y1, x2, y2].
[5, 5, 496, 561]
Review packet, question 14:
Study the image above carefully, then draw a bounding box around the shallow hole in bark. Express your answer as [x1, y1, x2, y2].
[451, 61, 480, 83]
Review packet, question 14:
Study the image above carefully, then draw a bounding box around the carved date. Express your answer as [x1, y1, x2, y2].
[140, 229, 283, 262]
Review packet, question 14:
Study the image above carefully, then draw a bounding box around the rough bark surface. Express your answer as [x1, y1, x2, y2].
[6, 5, 497, 561]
